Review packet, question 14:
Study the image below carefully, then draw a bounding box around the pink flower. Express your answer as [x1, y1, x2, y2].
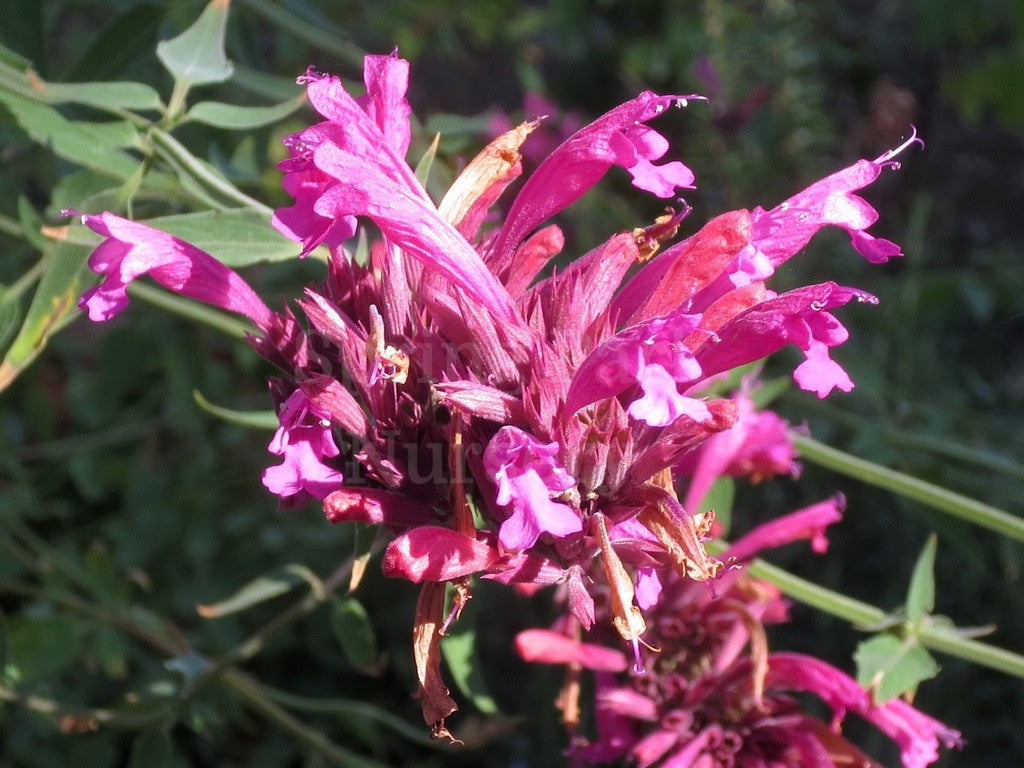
[75, 51, 929, 742]
[75, 211, 273, 330]
[262, 390, 344, 506]
[483, 426, 582, 550]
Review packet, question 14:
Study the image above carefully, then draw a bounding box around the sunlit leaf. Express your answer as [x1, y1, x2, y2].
[440, 590, 499, 714]
[854, 634, 940, 703]
[702, 476, 735, 538]
[156, 0, 234, 86]
[28, 74, 163, 112]
[415, 132, 441, 187]
[906, 534, 937, 626]
[184, 95, 305, 130]
[146, 209, 299, 267]
[196, 564, 320, 618]
[0, 240, 91, 393]
[0, 91, 141, 179]
[331, 596, 379, 673]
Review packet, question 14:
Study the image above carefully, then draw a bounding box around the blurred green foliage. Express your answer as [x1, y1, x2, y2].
[1, 1, 1022, 767]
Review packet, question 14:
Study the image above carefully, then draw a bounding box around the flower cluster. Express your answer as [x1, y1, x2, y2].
[74, 52, 957, 763]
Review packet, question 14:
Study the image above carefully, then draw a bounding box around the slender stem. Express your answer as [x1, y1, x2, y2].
[6, 256, 47, 300]
[128, 282, 253, 340]
[148, 127, 272, 214]
[0, 211, 23, 237]
[220, 668, 390, 768]
[793, 434, 1024, 543]
[743, 558, 1024, 678]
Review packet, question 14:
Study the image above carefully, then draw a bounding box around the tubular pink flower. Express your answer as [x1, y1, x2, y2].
[683, 394, 799, 512]
[483, 426, 582, 551]
[514, 629, 629, 672]
[724, 495, 845, 563]
[565, 313, 708, 426]
[694, 282, 878, 398]
[766, 653, 962, 768]
[492, 91, 698, 267]
[75, 211, 273, 330]
[749, 129, 921, 269]
[262, 389, 344, 504]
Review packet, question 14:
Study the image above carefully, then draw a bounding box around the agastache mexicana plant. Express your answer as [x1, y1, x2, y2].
[71, 51, 958, 761]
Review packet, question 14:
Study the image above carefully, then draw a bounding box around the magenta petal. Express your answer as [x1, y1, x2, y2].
[766, 653, 962, 768]
[492, 91, 697, 267]
[566, 313, 703, 419]
[323, 487, 434, 531]
[262, 390, 343, 503]
[515, 629, 628, 672]
[77, 212, 273, 330]
[483, 426, 581, 551]
[312, 142, 519, 324]
[357, 53, 412, 158]
[382, 527, 497, 582]
[725, 496, 844, 562]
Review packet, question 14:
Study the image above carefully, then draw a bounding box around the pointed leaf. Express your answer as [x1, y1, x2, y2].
[0, 91, 141, 178]
[156, 0, 234, 86]
[331, 596, 379, 673]
[906, 534, 937, 626]
[0, 240, 91, 393]
[854, 634, 940, 703]
[415, 132, 441, 187]
[196, 564, 321, 618]
[193, 390, 277, 430]
[147, 209, 299, 267]
[439, 589, 499, 714]
[184, 95, 305, 129]
[0, 287, 20, 355]
[30, 76, 162, 112]
[702, 476, 735, 538]
[127, 729, 172, 768]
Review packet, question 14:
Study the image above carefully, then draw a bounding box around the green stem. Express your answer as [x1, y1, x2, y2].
[128, 282, 253, 340]
[6, 255, 47, 300]
[0, 211, 23, 237]
[220, 668, 390, 768]
[744, 558, 1024, 678]
[148, 127, 272, 214]
[793, 434, 1024, 543]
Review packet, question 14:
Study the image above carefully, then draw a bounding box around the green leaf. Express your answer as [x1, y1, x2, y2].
[146, 209, 299, 267]
[906, 534, 937, 626]
[0, 288, 19, 356]
[0, 240, 91, 393]
[156, 0, 234, 86]
[440, 589, 499, 714]
[6, 613, 87, 682]
[196, 564, 320, 618]
[193, 390, 277, 430]
[16, 195, 47, 250]
[34, 79, 163, 112]
[441, 628, 499, 714]
[0, 91, 141, 179]
[854, 633, 940, 703]
[330, 597, 379, 672]
[127, 729, 172, 768]
[184, 95, 305, 130]
[415, 133, 441, 187]
[0, 41, 31, 70]
[702, 476, 735, 538]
